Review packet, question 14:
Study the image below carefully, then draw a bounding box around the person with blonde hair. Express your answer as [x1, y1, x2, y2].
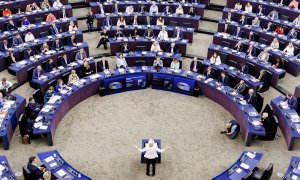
[43, 171, 51, 180]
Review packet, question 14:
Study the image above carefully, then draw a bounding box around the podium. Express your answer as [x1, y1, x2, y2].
[141, 139, 161, 163]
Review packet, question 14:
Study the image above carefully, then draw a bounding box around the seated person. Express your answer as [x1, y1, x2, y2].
[139, 4, 147, 13]
[170, 58, 180, 69]
[263, 22, 274, 31]
[145, 16, 152, 26]
[233, 26, 243, 37]
[287, 28, 298, 40]
[68, 21, 78, 32]
[51, 38, 64, 51]
[115, 27, 124, 38]
[125, 5, 134, 14]
[233, 41, 244, 52]
[6, 20, 17, 31]
[131, 27, 140, 38]
[80, 59, 93, 77]
[256, 5, 265, 16]
[98, 57, 109, 72]
[156, 16, 164, 26]
[190, 57, 201, 73]
[173, 27, 183, 40]
[270, 38, 279, 49]
[234, 2, 242, 10]
[41, 0, 51, 9]
[284, 93, 297, 109]
[0, 78, 12, 96]
[59, 53, 71, 67]
[67, 34, 77, 46]
[132, 15, 139, 26]
[226, 12, 233, 22]
[238, 15, 246, 26]
[44, 86, 55, 103]
[112, 3, 119, 13]
[245, 2, 253, 13]
[27, 156, 46, 179]
[121, 43, 130, 53]
[40, 42, 50, 53]
[188, 7, 196, 16]
[220, 120, 240, 139]
[50, 23, 62, 35]
[153, 56, 163, 67]
[46, 13, 56, 22]
[24, 30, 35, 42]
[43, 171, 52, 180]
[210, 52, 221, 65]
[272, 57, 284, 68]
[103, 16, 112, 29]
[144, 28, 154, 39]
[149, 2, 158, 14]
[117, 16, 126, 27]
[116, 54, 128, 68]
[32, 66, 44, 80]
[150, 41, 162, 52]
[168, 43, 178, 54]
[274, 26, 284, 35]
[218, 71, 229, 86]
[293, 15, 300, 25]
[232, 80, 246, 94]
[175, 5, 184, 15]
[28, 97, 42, 114]
[14, 7, 23, 14]
[75, 48, 87, 61]
[256, 70, 267, 84]
[243, 89, 257, 108]
[53, 0, 63, 8]
[21, 17, 30, 27]
[12, 33, 24, 47]
[283, 43, 295, 56]
[246, 44, 256, 57]
[55, 79, 68, 93]
[164, 6, 172, 14]
[267, 9, 279, 20]
[68, 70, 79, 85]
[158, 27, 168, 41]
[27, 2, 40, 12]
[45, 59, 56, 72]
[257, 113, 275, 139]
[203, 66, 214, 79]
[252, 16, 260, 27]
[0, 40, 11, 52]
[289, 0, 299, 9]
[6, 50, 17, 65]
[2, 8, 12, 17]
[222, 22, 230, 34]
[96, 29, 108, 49]
[24, 48, 35, 59]
[257, 48, 270, 62]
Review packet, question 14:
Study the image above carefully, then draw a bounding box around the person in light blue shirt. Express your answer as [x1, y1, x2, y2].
[267, 9, 279, 20]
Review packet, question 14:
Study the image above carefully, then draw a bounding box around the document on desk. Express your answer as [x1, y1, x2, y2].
[39, 126, 48, 130]
[236, 168, 242, 173]
[246, 152, 255, 159]
[50, 162, 58, 168]
[0, 164, 5, 171]
[45, 156, 54, 163]
[295, 124, 300, 133]
[240, 163, 250, 169]
[56, 169, 67, 177]
[34, 122, 42, 128]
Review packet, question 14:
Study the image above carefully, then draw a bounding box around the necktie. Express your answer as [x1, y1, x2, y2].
[54, 27, 58, 34]
[107, 20, 110, 26]
[103, 61, 105, 69]
[237, 85, 241, 91]
[177, 31, 180, 38]
[65, 58, 67, 65]
[81, 53, 83, 60]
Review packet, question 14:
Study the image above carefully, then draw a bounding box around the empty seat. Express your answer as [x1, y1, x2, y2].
[135, 60, 146, 66]
[62, 72, 71, 84]
[18, 114, 27, 137]
[35, 17, 43, 24]
[136, 46, 146, 51]
[27, 67, 38, 89]
[221, 41, 231, 48]
[227, 60, 237, 68]
[256, 92, 264, 113]
[245, 62, 255, 76]
[33, 89, 44, 104]
[252, 163, 273, 180]
[219, 52, 228, 64]
[39, 31, 49, 38]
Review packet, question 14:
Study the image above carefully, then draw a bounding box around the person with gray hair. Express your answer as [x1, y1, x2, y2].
[135, 139, 169, 176]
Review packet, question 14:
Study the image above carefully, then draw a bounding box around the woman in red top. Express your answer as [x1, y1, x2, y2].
[2, 8, 12, 16]
[275, 26, 284, 35]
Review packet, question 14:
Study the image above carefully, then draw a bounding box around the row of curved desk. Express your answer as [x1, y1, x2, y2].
[90, 1, 205, 17]
[87, 0, 210, 5]
[208, 43, 286, 86]
[7, 42, 89, 85]
[0, 5, 73, 30]
[32, 66, 265, 147]
[0, 0, 68, 11]
[212, 33, 298, 77]
[1, 30, 83, 72]
[37, 150, 91, 180]
[95, 13, 201, 29]
[0, 94, 26, 150]
[271, 96, 300, 150]
[109, 37, 188, 54]
[217, 20, 300, 76]
[213, 151, 263, 180]
[284, 156, 300, 179]
[99, 25, 195, 43]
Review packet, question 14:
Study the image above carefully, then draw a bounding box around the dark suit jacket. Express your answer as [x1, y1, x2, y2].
[239, 65, 249, 74]
[203, 68, 214, 79]
[138, 6, 147, 13]
[102, 19, 112, 27]
[0, 42, 11, 52]
[60, 56, 71, 67]
[233, 83, 246, 94]
[67, 37, 77, 46]
[164, 7, 173, 14]
[98, 60, 109, 72]
[24, 50, 35, 59]
[27, 163, 44, 179]
[238, 19, 246, 26]
[287, 31, 298, 39]
[222, 26, 230, 34]
[52, 41, 64, 50]
[168, 46, 179, 53]
[45, 62, 56, 72]
[144, 31, 154, 38]
[50, 25, 61, 35]
[6, 23, 17, 31]
[190, 61, 201, 73]
[218, 75, 229, 86]
[233, 30, 243, 37]
[244, 93, 257, 108]
[173, 30, 183, 39]
[32, 68, 44, 80]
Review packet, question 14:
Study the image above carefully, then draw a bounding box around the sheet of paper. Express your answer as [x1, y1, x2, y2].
[56, 169, 67, 177]
[240, 163, 250, 169]
[252, 121, 261, 126]
[50, 162, 58, 167]
[34, 122, 42, 128]
[0, 164, 5, 171]
[236, 168, 242, 173]
[246, 152, 255, 159]
[39, 126, 48, 130]
[45, 156, 54, 163]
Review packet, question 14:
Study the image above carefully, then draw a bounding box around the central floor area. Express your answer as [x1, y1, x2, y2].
[4, 89, 298, 179]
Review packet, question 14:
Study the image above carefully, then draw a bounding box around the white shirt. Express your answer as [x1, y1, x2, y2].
[116, 58, 128, 68]
[245, 6, 252, 13]
[25, 33, 35, 42]
[210, 56, 221, 65]
[170, 61, 180, 69]
[68, 25, 78, 32]
[234, 4, 242, 10]
[158, 30, 168, 40]
[53, 1, 63, 8]
[99, 7, 105, 14]
[140, 145, 165, 159]
[150, 5, 158, 13]
[283, 46, 295, 56]
[153, 59, 163, 67]
[151, 44, 162, 52]
[125, 6, 134, 14]
[117, 19, 126, 26]
[175, 8, 184, 14]
[0, 81, 13, 91]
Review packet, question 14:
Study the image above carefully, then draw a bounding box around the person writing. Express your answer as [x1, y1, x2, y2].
[135, 139, 169, 176]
